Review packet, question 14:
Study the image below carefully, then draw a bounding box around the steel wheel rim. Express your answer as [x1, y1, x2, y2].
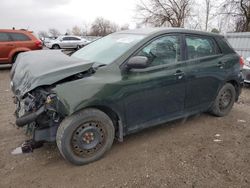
[219, 89, 232, 110]
[71, 121, 106, 157]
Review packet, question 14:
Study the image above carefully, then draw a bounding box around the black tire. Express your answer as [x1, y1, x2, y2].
[56, 108, 115, 165]
[210, 83, 236, 117]
[76, 45, 81, 50]
[52, 44, 60, 49]
[12, 53, 19, 63]
[244, 82, 250, 88]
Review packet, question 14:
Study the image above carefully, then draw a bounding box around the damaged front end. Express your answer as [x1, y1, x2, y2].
[14, 88, 65, 142]
[10, 50, 95, 153]
[12, 88, 67, 153]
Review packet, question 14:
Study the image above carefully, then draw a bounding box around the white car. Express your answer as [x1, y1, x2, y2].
[46, 35, 90, 49]
[242, 57, 250, 84]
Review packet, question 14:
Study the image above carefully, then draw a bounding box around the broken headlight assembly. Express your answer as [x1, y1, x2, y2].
[15, 89, 65, 142]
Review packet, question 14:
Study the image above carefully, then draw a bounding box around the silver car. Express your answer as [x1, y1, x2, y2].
[46, 35, 90, 49]
[242, 57, 250, 84]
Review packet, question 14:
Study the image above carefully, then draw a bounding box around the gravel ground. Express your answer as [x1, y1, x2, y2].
[0, 69, 250, 188]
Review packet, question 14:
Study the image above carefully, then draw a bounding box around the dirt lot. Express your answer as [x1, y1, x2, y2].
[0, 69, 250, 188]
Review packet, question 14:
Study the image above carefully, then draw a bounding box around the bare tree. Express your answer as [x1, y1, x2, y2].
[71, 26, 82, 36]
[221, 0, 250, 32]
[82, 21, 90, 36]
[38, 31, 49, 39]
[136, 0, 191, 27]
[90, 17, 119, 36]
[120, 24, 130, 30]
[211, 28, 220, 33]
[48, 28, 61, 38]
[65, 29, 71, 35]
[136, 23, 142, 29]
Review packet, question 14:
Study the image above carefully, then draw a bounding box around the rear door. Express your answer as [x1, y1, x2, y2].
[0, 32, 14, 63]
[183, 34, 225, 112]
[70, 37, 81, 48]
[9, 32, 33, 49]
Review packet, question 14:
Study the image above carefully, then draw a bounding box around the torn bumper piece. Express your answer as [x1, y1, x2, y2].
[12, 140, 44, 154]
[21, 140, 44, 153]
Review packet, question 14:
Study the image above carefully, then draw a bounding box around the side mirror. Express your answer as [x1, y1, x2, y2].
[126, 56, 149, 70]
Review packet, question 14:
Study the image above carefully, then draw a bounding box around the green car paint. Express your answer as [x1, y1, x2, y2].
[52, 29, 243, 135]
[11, 28, 243, 141]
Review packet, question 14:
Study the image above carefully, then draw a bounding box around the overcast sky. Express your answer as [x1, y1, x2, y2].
[0, 0, 138, 34]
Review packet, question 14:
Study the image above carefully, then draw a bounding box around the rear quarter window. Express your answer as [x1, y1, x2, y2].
[0, 32, 11, 42]
[215, 37, 235, 54]
[9, 33, 31, 41]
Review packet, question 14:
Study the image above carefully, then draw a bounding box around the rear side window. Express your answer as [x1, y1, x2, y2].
[71, 37, 80, 40]
[0, 32, 11, 42]
[185, 36, 219, 60]
[9, 33, 31, 41]
[63, 37, 71, 41]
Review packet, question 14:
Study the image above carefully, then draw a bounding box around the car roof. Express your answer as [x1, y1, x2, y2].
[0, 29, 33, 34]
[60, 35, 81, 38]
[117, 27, 223, 38]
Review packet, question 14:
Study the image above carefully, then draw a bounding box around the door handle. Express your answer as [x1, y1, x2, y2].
[174, 70, 185, 79]
[217, 61, 225, 68]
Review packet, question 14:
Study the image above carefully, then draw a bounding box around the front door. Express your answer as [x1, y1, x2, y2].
[122, 35, 187, 132]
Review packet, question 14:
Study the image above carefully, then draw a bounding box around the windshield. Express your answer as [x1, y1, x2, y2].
[72, 33, 146, 65]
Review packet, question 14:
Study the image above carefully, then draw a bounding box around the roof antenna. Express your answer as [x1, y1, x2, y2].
[12, 27, 15, 30]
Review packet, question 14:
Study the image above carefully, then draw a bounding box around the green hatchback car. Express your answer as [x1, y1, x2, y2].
[11, 28, 243, 165]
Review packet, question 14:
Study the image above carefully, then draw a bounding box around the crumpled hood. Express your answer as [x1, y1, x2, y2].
[10, 50, 93, 98]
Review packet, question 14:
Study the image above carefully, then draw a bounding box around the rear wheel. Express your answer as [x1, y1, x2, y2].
[210, 83, 236, 117]
[56, 108, 115, 165]
[76, 45, 81, 50]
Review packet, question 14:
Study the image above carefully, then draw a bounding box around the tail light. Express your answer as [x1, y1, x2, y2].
[35, 40, 42, 48]
[239, 57, 244, 68]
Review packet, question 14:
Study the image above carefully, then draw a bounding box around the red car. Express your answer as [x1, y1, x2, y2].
[0, 29, 42, 64]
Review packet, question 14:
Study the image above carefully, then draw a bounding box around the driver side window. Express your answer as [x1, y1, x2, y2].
[137, 35, 181, 67]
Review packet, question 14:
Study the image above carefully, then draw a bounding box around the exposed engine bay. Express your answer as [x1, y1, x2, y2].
[15, 88, 62, 141]
[12, 67, 95, 153]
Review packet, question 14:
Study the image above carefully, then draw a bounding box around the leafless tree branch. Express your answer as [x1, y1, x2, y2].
[136, 0, 191, 27]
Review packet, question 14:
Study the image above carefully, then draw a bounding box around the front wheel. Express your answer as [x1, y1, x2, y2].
[56, 108, 115, 165]
[210, 83, 236, 117]
[12, 52, 21, 64]
[52, 44, 60, 49]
